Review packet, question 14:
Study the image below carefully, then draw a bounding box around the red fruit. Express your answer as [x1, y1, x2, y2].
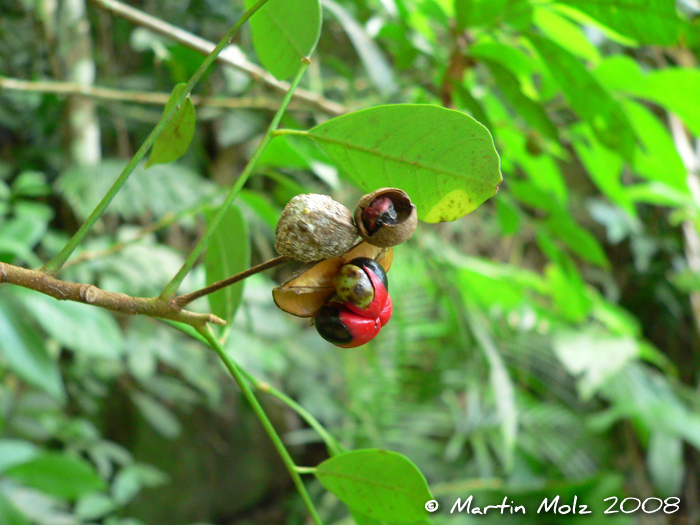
[315, 302, 382, 348]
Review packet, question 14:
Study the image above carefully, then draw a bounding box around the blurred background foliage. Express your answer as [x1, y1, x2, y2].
[1, 0, 700, 524]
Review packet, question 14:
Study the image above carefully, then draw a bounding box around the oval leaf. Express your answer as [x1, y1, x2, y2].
[314, 449, 432, 523]
[146, 83, 196, 167]
[245, 0, 322, 80]
[204, 203, 250, 324]
[306, 104, 502, 223]
[4, 453, 106, 501]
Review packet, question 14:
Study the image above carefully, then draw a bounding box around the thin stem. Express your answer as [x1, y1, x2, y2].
[273, 128, 310, 138]
[0, 76, 307, 112]
[239, 369, 344, 457]
[161, 58, 311, 300]
[175, 255, 290, 308]
[197, 326, 324, 525]
[41, 0, 271, 275]
[295, 466, 317, 475]
[60, 199, 211, 271]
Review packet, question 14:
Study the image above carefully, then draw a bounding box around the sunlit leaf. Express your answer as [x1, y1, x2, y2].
[455, 0, 531, 30]
[315, 449, 432, 523]
[245, 0, 322, 80]
[622, 99, 688, 193]
[527, 33, 637, 160]
[486, 62, 558, 140]
[146, 83, 196, 168]
[204, 204, 250, 324]
[532, 6, 601, 63]
[306, 104, 502, 223]
[595, 55, 700, 136]
[553, 332, 638, 399]
[555, 0, 680, 45]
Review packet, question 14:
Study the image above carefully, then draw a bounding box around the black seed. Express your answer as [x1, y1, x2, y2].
[315, 305, 352, 344]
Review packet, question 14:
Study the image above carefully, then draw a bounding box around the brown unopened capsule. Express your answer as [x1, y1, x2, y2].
[276, 194, 358, 262]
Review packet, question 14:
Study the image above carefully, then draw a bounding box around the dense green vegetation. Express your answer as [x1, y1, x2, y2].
[1, 0, 699, 524]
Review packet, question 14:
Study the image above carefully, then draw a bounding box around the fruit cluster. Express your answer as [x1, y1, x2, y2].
[273, 188, 416, 348]
[315, 257, 392, 348]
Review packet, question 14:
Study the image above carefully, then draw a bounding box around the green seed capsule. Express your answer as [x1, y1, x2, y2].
[333, 264, 374, 309]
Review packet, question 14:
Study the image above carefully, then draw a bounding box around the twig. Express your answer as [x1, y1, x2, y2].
[175, 255, 290, 307]
[89, 0, 345, 117]
[60, 200, 211, 271]
[198, 326, 324, 525]
[0, 76, 308, 112]
[0, 262, 224, 326]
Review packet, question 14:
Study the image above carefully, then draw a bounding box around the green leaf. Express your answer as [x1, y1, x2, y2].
[532, 6, 600, 63]
[544, 213, 610, 268]
[204, 203, 250, 324]
[315, 449, 432, 523]
[12, 287, 125, 359]
[0, 293, 65, 401]
[112, 464, 169, 505]
[146, 83, 196, 168]
[622, 99, 688, 193]
[75, 493, 116, 520]
[469, 40, 539, 96]
[499, 128, 566, 204]
[571, 125, 634, 216]
[543, 255, 592, 322]
[239, 189, 280, 230]
[322, 0, 397, 95]
[0, 494, 30, 525]
[56, 159, 216, 221]
[350, 509, 383, 525]
[4, 452, 106, 500]
[595, 55, 700, 137]
[486, 61, 558, 140]
[553, 332, 639, 399]
[0, 439, 39, 473]
[465, 305, 518, 468]
[245, 0, 322, 80]
[554, 0, 680, 45]
[455, 0, 531, 30]
[647, 432, 683, 497]
[306, 104, 502, 223]
[130, 392, 181, 438]
[527, 33, 637, 160]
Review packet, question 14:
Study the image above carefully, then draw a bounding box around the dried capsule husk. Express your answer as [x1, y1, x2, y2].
[276, 194, 358, 262]
[272, 242, 394, 318]
[355, 188, 418, 247]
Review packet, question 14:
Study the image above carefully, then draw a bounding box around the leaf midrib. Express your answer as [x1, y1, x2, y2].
[305, 131, 498, 189]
